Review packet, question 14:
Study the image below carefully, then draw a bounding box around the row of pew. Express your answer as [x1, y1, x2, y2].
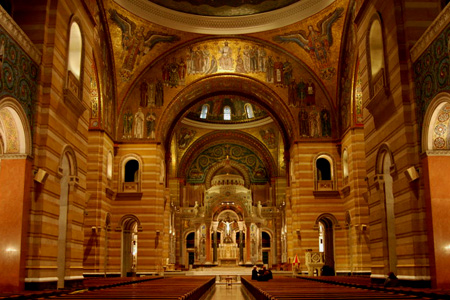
[0, 276, 214, 300]
[241, 276, 438, 300]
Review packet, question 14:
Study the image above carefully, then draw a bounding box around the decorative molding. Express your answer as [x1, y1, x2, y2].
[0, 6, 41, 64]
[0, 153, 30, 160]
[424, 150, 450, 157]
[410, 3, 450, 62]
[114, 0, 335, 34]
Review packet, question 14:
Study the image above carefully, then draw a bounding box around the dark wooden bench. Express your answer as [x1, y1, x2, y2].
[241, 276, 443, 300]
[54, 276, 215, 300]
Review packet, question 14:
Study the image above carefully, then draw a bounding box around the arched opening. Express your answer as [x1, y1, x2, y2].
[223, 105, 231, 120]
[121, 218, 138, 277]
[317, 158, 331, 180]
[318, 217, 335, 274]
[315, 155, 334, 191]
[369, 20, 384, 78]
[106, 151, 113, 182]
[380, 149, 397, 275]
[200, 104, 208, 119]
[245, 103, 254, 118]
[68, 22, 82, 80]
[342, 148, 349, 184]
[122, 157, 141, 192]
[57, 150, 76, 289]
[124, 160, 139, 182]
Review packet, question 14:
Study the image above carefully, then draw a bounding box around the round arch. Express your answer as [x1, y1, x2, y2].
[375, 143, 396, 175]
[178, 130, 277, 182]
[204, 159, 250, 189]
[158, 74, 296, 149]
[117, 214, 143, 232]
[422, 92, 450, 152]
[59, 145, 78, 177]
[314, 213, 341, 230]
[0, 97, 32, 156]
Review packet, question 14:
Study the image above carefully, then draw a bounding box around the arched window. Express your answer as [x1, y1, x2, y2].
[120, 156, 142, 192]
[200, 104, 209, 119]
[64, 20, 86, 118]
[376, 146, 397, 275]
[107, 151, 113, 181]
[315, 154, 335, 191]
[367, 17, 387, 98]
[317, 158, 331, 180]
[342, 148, 349, 184]
[369, 20, 384, 79]
[124, 160, 139, 182]
[223, 106, 231, 120]
[244, 103, 254, 118]
[68, 22, 83, 80]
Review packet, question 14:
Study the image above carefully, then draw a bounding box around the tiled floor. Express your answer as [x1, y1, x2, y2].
[204, 284, 248, 300]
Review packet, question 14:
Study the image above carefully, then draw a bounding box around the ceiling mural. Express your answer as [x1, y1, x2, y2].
[146, 0, 300, 17]
[247, 0, 349, 107]
[107, 1, 200, 104]
[119, 38, 331, 141]
[273, 7, 344, 81]
[109, 8, 180, 82]
[104, 0, 350, 142]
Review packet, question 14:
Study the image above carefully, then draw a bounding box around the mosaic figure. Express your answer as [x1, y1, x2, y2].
[273, 7, 344, 80]
[109, 9, 179, 81]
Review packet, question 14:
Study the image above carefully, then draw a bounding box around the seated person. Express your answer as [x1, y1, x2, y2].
[251, 266, 258, 280]
[384, 272, 399, 287]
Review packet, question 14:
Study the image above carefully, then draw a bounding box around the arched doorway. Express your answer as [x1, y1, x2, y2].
[315, 214, 338, 274]
[120, 216, 140, 276]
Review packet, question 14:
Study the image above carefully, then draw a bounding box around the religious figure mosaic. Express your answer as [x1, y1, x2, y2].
[273, 7, 344, 80]
[109, 9, 179, 81]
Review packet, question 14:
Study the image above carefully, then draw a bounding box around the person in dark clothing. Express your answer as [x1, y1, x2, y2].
[251, 266, 258, 280]
[384, 272, 399, 287]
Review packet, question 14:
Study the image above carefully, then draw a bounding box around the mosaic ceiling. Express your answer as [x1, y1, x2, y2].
[146, 0, 300, 17]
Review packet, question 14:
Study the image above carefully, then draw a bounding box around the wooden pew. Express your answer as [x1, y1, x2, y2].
[51, 276, 215, 300]
[241, 276, 437, 300]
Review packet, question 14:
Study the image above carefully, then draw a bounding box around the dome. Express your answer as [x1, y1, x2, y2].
[211, 161, 245, 187]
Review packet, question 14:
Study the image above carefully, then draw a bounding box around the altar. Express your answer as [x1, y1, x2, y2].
[218, 243, 239, 266]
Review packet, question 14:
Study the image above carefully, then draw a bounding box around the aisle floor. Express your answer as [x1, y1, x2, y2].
[204, 283, 247, 300]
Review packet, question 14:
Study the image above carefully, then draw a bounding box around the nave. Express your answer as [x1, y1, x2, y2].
[1, 275, 448, 300]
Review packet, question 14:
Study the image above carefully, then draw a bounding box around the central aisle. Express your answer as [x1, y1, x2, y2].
[204, 284, 248, 300]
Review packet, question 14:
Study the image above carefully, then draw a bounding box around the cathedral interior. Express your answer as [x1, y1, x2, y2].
[0, 0, 450, 293]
